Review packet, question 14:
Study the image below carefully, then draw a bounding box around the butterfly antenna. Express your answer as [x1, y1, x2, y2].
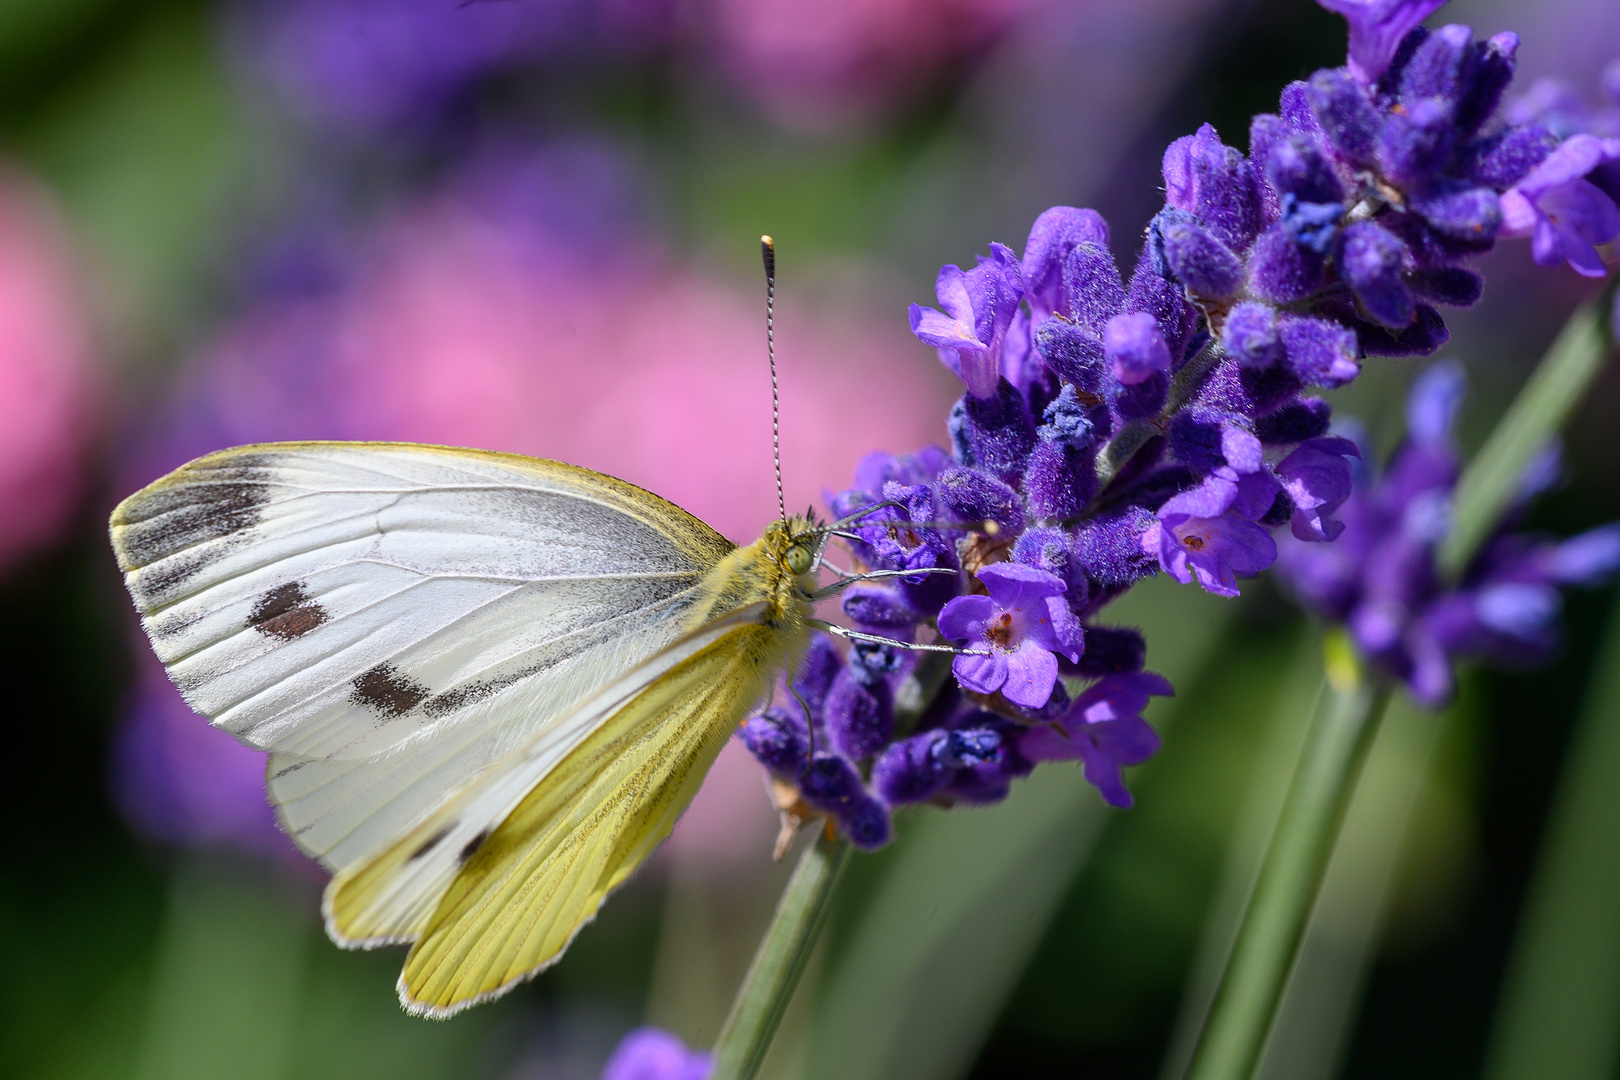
[762, 234, 786, 523]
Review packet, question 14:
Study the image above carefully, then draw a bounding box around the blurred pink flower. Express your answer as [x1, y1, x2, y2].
[116, 150, 956, 862]
[701, 0, 1041, 130]
[0, 170, 100, 573]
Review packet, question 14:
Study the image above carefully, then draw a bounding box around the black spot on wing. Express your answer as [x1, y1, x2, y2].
[119, 466, 275, 607]
[119, 470, 273, 568]
[248, 581, 330, 640]
[459, 829, 491, 865]
[409, 823, 455, 862]
[351, 664, 429, 717]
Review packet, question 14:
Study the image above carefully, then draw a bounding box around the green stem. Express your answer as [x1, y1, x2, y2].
[709, 829, 852, 1080]
[1439, 293, 1616, 579]
[1182, 632, 1391, 1080]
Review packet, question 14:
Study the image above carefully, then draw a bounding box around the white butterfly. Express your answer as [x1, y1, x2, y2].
[111, 440, 828, 1015]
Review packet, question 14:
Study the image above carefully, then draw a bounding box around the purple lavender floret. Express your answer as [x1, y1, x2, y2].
[1020, 672, 1174, 808]
[1277, 362, 1620, 705]
[937, 563, 1083, 708]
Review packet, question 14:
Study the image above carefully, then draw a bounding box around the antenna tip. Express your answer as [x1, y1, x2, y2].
[760, 234, 774, 249]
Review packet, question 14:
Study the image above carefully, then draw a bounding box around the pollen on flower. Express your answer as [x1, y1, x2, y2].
[986, 612, 1014, 647]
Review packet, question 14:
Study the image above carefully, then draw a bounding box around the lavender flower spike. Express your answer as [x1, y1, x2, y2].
[1499, 134, 1620, 277]
[1020, 672, 1174, 807]
[937, 563, 1082, 709]
[1316, 0, 1447, 84]
[1141, 473, 1279, 597]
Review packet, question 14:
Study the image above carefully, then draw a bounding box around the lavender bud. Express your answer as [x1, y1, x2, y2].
[936, 466, 1025, 535]
[1411, 187, 1503, 239]
[1279, 314, 1360, 386]
[1307, 69, 1380, 166]
[1125, 246, 1199, 366]
[829, 667, 894, 761]
[841, 584, 918, 630]
[1341, 221, 1415, 329]
[1267, 134, 1343, 204]
[1256, 397, 1332, 444]
[1033, 318, 1107, 394]
[1356, 303, 1450, 357]
[739, 708, 808, 775]
[1062, 242, 1127, 333]
[1071, 625, 1147, 676]
[1247, 224, 1324, 304]
[952, 380, 1036, 484]
[1221, 301, 1285, 369]
[1073, 508, 1157, 587]
[1470, 124, 1557, 189]
[1454, 31, 1518, 136]
[1378, 97, 1454, 187]
[872, 734, 951, 804]
[1399, 24, 1471, 101]
[1104, 312, 1172, 385]
[839, 796, 893, 849]
[1161, 219, 1244, 299]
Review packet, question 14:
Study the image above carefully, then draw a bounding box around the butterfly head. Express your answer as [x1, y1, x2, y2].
[762, 514, 824, 581]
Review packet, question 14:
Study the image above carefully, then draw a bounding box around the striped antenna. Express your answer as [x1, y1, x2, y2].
[761, 235, 786, 522]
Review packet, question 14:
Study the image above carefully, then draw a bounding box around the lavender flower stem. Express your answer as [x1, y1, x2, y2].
[1440, 291, 1617, 579]
[709, 829, 852, 1080]
[1183, 631, 1391, 1080]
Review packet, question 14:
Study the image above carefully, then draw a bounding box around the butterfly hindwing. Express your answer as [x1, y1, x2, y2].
[321, 607, 770, 948]
[396, 619, 795, 1016]
[110, 442, 736, 872]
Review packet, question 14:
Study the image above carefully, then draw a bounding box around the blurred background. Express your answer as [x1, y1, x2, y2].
[1, 0, 1617, 1077]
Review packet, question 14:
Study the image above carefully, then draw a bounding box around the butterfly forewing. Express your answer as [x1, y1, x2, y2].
[110, 442, 736, 872]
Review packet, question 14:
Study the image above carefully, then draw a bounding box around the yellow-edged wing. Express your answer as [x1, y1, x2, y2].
[331, 608, 802, 1015]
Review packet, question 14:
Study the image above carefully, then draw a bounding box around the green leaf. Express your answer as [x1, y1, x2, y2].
[1439, 299, 1615, 578]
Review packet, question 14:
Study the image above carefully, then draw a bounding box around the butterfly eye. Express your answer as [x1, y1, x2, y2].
[785, 541, 814, 576]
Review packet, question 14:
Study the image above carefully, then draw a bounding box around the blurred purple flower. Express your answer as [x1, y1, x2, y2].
[0, 169, 101, 574]
[1020, 671, 1173, 807]
[1315, 0, 1447, 84]
[601, 1027, 711, 1080]
[112, 657, 296, 860]
[235, 0, 671, 131]
[1278, 362, 1620, 705]
[1499, 133, 1620, 276]
[937, 562, 1082, 708]
[1277, 436, 1360, 542]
